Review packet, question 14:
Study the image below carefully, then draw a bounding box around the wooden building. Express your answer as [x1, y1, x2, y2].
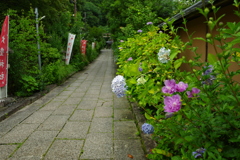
[166, 0, 240, 82]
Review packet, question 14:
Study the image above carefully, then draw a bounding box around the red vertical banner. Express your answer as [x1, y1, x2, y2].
[0, 16, 9, 87]
[80, 40, 87, 55]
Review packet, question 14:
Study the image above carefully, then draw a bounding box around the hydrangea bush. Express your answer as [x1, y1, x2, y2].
[113, 1, 240, 159]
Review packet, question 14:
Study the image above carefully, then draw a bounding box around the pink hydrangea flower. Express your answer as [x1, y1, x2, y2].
[127, 57, 133, 61]
[164, 94, 181, 112]
[176, 81, 188, 92]
[146, 22, 153, 25]
[187, 88, 200, 98]
[162, 79, 177, 94]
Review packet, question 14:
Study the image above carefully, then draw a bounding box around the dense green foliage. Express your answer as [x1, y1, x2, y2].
[0, 0, 106, 96]
[4, 1, 240, 159]
[115, 1, 240, 159]
[101, 0, 201, 38]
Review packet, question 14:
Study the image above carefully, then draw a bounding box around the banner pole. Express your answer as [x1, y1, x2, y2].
[35, 8, 42, 71]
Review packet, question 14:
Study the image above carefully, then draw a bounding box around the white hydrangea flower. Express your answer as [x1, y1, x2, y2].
[111, 75, 127, 98]
[137, 76, 147, 85]
[158, 47, 170, 63]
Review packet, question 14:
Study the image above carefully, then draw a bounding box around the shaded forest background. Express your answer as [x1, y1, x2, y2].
[0, 0, 199, 96]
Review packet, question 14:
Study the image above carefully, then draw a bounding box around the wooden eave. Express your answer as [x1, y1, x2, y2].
[159, 0, 234, 27]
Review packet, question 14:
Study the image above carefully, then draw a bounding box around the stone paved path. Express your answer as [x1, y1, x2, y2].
[0, 49, 147, 160]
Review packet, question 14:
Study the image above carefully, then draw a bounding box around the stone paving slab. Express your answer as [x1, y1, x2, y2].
[113, 98, 130, 109]
[80, 133, 114, 159]
[96, 101, 113, 108]
[77, 100, 97, 109]
[62, 97, 82, 105]
[52, 104, 77, 115]
[37, 115, 68, 131]
[0, 145, 18, 160]
[9, 131, 58, 159]
[89, 118, 113, 133]
[44, 139, 84, 160]
[114, 121, 140, 140]
[81, 96, 99, 101]
[114, 108, 134, 121]
[39, 101, 63, 111]
[70, 109, 94, 121]
[22, 110, 52, 124]
[114, 140, 147, 160]
[70, 92, 85, 98]
[0, 49, 149, 160]
[0, 123, 39, 143]
[57, 121, 90, 139]
[94, 107, 113, 118]
[52, 95, 69, 101]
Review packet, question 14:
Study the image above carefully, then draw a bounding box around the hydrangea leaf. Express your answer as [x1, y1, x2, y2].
[123, 63, 140, 77]
[148, 88, 155, 94]
[145, 112, 151, 120]
[174, 58, 183, 69]
[208, 53, 218, 64]
[185, 136, 194, 142]
[177, 114, 182, 121]
[169, 50, 179, 60]
[129, 78, 137, 84]
[152, 148, 173, 157]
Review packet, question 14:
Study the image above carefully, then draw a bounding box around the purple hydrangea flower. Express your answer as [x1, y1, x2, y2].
[111, 75, 127, 98]
[164, 94, 181, 113]
[162, 79, 177, 94]
[127, 57, 133, 61]
[138, 67, 143, 72]
[137, 29, 143, 33]
[176, 81, 188, 92]
[192, 148, 206, 158]
[142, 123, 154, 134]
[192, 88, 200, 94]
[146, 22, 153, 25]
[158, 47, 170, 63]
[187, 88, 200, 98]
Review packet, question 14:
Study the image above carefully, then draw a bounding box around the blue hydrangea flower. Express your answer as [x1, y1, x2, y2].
[192, 148, 206, 158]
[202, 65, 215, 85]
[142, 123, 154, 134]
[111, 75, 127, 98]
[203, 65, 213, 75]
[158, 47, 170, 63]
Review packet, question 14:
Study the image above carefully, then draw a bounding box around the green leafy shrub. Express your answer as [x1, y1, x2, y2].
[8, 9, 42, 95]
[6, 9, 92, 96]
[86, 45, 98, 62]
[117, 23, 184, 109]
[115, 2, 240, 159]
